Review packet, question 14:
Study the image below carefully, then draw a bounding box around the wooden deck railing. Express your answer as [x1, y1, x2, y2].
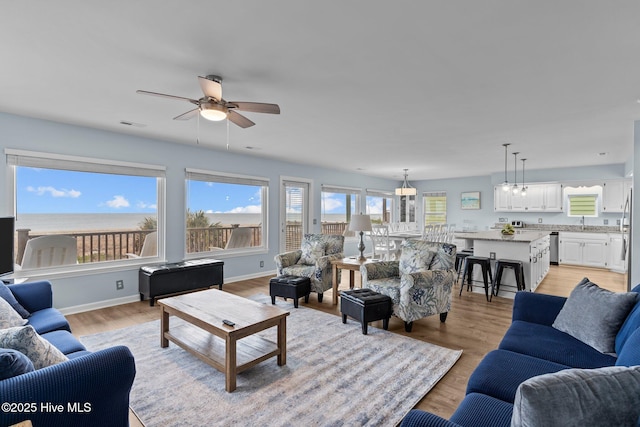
[16, 221, 349, 265]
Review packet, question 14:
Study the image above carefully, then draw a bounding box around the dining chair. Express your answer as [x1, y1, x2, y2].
[369, 224, 398, 261]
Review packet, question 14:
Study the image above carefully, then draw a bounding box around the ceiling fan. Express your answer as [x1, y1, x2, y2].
[137, 75, 280, 128]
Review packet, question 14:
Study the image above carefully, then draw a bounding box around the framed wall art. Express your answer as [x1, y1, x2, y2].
[461, 191, 480, 210]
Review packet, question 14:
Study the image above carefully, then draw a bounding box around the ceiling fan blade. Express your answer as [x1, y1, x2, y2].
[198, 76, 222, 101]
[136, 90, 199, 104]
[173, 108, 200, 121]
[229, 101, 280, 114]
[228, 110, 255, 128]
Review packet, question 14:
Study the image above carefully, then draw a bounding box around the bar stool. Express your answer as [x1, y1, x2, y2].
[455, 250, 473, 283]
[460, 256, 493, 301]
[492, 259, 526, 296]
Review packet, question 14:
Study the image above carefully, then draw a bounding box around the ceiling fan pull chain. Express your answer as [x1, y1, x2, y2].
[226, 118, 230, 150]
[196, 112, 200, 144]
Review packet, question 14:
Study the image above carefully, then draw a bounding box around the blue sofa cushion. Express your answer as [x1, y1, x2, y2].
[466, 349, 570, 403]
[616, 327, 640, 367]
[400, 409, 461, 427]
[449, 393, 513, 427]
[0, 348, 34, 380]
[512, 366, 640, 427]
[0, 283, 30, 318]
[615, 284, 640, 354]
[26, 307, 71, 334]
[552, 278, 638, 354]
[499, 320, 617, 368]
[41, 330, 86, 355]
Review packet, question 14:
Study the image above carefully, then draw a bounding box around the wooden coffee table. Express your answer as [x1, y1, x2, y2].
[158, 289, 289, 392]
[331, 257, 381, 305]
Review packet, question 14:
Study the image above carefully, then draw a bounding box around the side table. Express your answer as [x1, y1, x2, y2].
[330, 257, 381, 305]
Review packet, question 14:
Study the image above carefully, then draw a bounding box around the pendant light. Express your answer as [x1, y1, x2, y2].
[395, 169, 417, 196]
[512, 152, 520, 195]
[501, 143, 511, 191]
[521, 158, 527, 196]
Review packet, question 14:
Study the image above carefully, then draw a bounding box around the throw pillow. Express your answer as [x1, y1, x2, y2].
[552, 278, 638, 354]
[511, 366, 640, 427]
[0, 348, 34, 380]
[399, 240, 436, 274]
[298, 240, 326, 265]
[0, 283, 30, 318]
[0, 325, 67, 369]
[0, 296, 28, 329]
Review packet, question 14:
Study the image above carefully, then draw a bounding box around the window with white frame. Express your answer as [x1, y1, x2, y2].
[185, 169, 268, 254]
[321, 185, 361, 235]
[564, 186, 601, 217]
[366, 189, 393, 224]
[424, 191, 447, 225]
[7, 149, 165, 270]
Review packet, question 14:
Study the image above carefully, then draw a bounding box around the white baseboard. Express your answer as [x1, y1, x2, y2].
[58, 270, 275, 315]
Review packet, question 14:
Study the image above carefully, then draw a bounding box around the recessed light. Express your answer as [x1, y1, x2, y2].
[598, 152, 608, 156]
[244, 146, 261, 150]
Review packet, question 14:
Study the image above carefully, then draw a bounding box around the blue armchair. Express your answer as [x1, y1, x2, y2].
[274, 234, 344, 302]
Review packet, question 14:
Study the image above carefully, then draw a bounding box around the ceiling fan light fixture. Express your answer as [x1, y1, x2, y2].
[200, 103, 228, 121]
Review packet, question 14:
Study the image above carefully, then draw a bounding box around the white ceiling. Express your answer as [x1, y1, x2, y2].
[1, 1, 639, 181]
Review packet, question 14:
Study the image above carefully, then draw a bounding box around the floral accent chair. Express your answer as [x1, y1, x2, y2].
[360, 239, 456, 332]
[274, 234, 345, 302]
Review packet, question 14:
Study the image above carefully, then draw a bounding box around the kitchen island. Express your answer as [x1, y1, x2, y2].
[454, 230, 551, 297]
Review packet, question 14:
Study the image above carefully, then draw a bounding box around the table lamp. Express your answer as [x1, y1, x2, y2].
[349, 214, 372, 261]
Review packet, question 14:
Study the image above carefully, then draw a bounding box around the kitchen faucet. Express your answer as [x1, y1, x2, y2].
[581, 215, 585, 231]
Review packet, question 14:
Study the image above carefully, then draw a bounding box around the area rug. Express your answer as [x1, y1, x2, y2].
[80, 295, 462, 426]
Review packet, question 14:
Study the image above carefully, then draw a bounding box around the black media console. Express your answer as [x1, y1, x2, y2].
[139, 258, 224, 306]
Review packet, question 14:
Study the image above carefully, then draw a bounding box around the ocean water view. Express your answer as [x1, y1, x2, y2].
[15, 213, 263, 233]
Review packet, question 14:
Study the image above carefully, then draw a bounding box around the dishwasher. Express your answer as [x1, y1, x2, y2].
[550, 231, 559, 265]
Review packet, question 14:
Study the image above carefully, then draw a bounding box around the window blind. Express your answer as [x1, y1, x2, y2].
[6, 149, 165, 177]
[185, 168, 269, 186]
[569, 195, 597, 216]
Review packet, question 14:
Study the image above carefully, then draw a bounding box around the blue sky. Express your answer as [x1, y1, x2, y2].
[17, 167, 384, 215]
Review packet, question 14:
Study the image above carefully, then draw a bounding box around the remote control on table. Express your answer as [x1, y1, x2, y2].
[222, 319, 235, 326]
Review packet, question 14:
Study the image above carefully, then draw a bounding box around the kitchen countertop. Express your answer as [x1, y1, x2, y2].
[455, 230, 551, 242]
[492, 224, 624, 234]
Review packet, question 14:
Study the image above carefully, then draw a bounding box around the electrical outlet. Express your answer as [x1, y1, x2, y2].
[116, 280, 124, 290]
[260, 260, 264, 268]
[617, 219, 621, 225]
[489, 252, 496, 260]
[538, 218, 543, 223]
[603, 219, 608, 225]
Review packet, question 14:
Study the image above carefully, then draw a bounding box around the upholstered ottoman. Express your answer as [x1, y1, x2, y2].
[340, 289, 392, 335]
[270, 275, 311, 308]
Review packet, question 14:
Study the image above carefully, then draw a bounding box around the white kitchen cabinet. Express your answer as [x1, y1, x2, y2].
[494, 183, 563, 212]
[602, 179, 632, 213]
[609, 233, 628, 273]
[559, 232, 608, 268]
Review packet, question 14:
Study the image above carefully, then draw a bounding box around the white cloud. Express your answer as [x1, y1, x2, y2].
[27, 185, 81, 198]
[322, 197, 343, 212]
[226, 205, 262, 214]
[106, 195, 130, 208]
[136, 201, 157, 209]
[367, 198, 383, 214]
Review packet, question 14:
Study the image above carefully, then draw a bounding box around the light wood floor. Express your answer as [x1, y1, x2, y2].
[67, 265, 626, 425]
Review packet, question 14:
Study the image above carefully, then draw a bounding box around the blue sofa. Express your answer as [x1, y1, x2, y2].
[401, 283, 640, 427]
[0, 280, 136, 427]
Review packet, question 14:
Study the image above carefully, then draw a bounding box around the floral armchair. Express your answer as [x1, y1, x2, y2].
[274, 234, 344, 302]
[360, 240, 456, 332]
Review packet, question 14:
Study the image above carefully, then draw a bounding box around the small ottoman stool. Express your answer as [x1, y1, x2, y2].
[270, 275, 311, 308]
[340, 289, 392, 335]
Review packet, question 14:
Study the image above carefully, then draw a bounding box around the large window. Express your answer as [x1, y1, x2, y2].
[185, 169, 268, 255]
[366, 189, 393, 224]
[7, 149, 165, 271]
[424, 192, 447, 225]
[321, 185, 361, 235]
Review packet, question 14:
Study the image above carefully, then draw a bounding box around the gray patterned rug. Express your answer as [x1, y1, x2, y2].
[80, 295, 462, 426]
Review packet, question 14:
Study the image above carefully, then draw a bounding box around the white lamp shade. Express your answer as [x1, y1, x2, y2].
[349, 214, 372, 232]
[395, 187, 417, 196]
